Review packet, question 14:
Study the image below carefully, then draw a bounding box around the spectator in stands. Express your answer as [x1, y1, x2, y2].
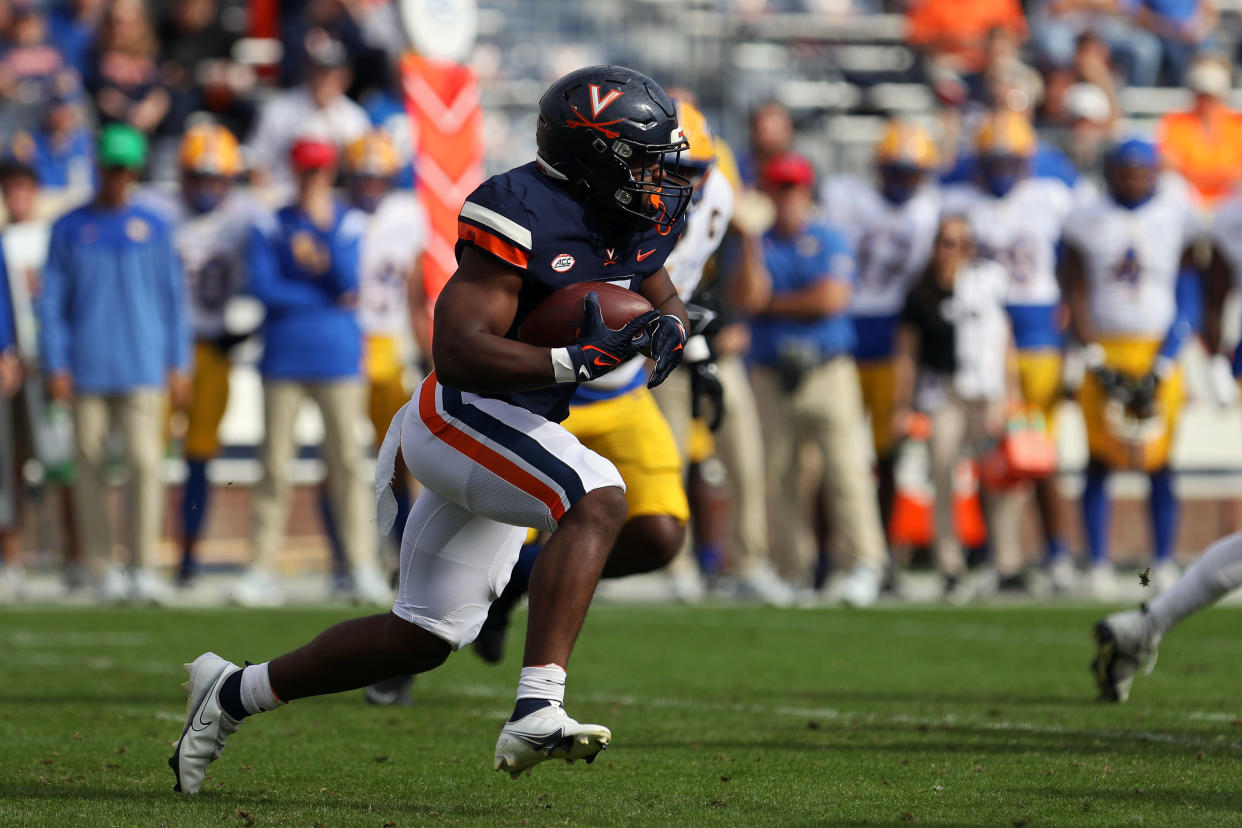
[1058, 82, 1118, 180]
[907, 0, 1027, 80]
[1158, 53, 1242, 206]
[739, 152, 887, 603]
[85, 0, 170, 134]
[239, 135, 389, 608]
[245, 31, 370, 192]
[0, 0, 71, 137]
[38, 124, 190, 604]
[737, 101, 793, 187]
[1136, 0, 1217, 86]
[9, 72, 94, 193]
[279, 0, 389, 96]
[49, 0, 106, 78]
[1029, 0, 1163, 88]
[893, 215, 1018, 603]
[157, 0, 248, 138]
[975, 25, 1044, 109]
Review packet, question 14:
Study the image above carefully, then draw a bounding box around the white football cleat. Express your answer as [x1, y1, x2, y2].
[1088, 562, 1118, 602]
[352, 566, 394, 606]
[97, 566, 131, 605]
[668, 569, 705, 604]
[839, 564, 881, 608]
[494, 704, 611, 779]
[230, 568, 286, 608]
[1047, 556, 1079, 595]
[1092, 606, 1159, 702]
[169, 652, 242, 793]
[131, 568, 174, 606]
[1151, 560, 1181, 594]
[736, 562, 796, 607]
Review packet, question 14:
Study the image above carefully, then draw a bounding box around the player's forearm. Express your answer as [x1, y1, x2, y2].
[433, 330, 559, 394]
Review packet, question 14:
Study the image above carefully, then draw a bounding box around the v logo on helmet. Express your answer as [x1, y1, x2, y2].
[588, 85, 622, 118]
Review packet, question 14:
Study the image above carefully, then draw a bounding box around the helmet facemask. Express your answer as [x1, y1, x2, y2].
[611, 135, 692, 229]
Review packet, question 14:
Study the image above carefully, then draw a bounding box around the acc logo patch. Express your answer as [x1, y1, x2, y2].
[551, 253, 575, 273]
[126, 218, 150, 242]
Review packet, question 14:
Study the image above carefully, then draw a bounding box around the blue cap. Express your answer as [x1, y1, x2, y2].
[1107, 139, 1159, 169]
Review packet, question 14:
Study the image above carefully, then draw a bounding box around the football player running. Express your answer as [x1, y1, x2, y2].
[457, 99, 743, 669]
[170, 66, 692, 790]
[821, 118, 939, 599]
[1090, 181, 1242, 702]
[1059, 139, 1202, 601]
[137, 123, 266, 588]
[942, 109, 1078, 593]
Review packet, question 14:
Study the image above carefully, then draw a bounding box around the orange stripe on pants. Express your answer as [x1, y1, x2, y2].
[417, 373, 568, 521]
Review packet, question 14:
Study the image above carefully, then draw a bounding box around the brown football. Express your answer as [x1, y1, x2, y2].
[516, 281, 654, 347]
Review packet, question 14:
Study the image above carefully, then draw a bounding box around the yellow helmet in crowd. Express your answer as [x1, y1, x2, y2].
[674, 99, 716, 171]
[975, 109, 1036, 159]
[874, 120, 938, 204]
[179, 123, 243, 177]
[874, 120, 939, 170]
[343, 131, 402, 178]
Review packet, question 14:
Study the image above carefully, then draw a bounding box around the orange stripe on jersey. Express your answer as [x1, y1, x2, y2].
[457, 221, 530, 270]
[418, 373, 567, 520]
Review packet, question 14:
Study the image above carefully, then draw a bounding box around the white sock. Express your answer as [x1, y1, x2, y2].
[239, 662, 285, 715]
[516, 663, 566, 706]
[1147, 532, 1242, 638]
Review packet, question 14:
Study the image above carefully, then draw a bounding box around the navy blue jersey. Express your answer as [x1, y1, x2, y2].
[455, 160, 683, 421]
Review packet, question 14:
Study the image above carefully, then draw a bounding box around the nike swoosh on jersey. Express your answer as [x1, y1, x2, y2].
[636, 248, 656, 261]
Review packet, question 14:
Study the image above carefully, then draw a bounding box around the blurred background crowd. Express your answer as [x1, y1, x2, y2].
[5, 0, 1242, 609]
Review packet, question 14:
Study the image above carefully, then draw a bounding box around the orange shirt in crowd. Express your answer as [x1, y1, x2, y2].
[1158, 103, 1242, 207]
[906, 0, 1027, 75]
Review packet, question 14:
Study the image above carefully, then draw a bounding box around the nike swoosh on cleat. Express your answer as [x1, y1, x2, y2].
[190, 704, 215, 732]
[509, 727, 566, 752]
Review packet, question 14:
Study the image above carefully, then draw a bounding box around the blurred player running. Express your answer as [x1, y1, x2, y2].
[821, 119, 939, 583]
[1092, 184, 1242, 701]
[170, 65, 692, 790]
[138, 123, 265, 587]
[1059, 139, 1202, 601]
[942, 109, 1078, 591]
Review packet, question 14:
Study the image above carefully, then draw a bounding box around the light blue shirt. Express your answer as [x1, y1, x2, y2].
[749, 219, 857, 368]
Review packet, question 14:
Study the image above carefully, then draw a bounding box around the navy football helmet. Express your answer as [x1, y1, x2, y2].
[536, 65, 692, 230]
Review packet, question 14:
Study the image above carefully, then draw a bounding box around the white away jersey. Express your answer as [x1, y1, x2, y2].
[1063, 176, 1199, 339]
[137, 187, 267, 340]
[663, 166, 734, 301]
[358, 191, 428, 336]
[941, 177, 1075, 307]
[820, 174, 939, 318]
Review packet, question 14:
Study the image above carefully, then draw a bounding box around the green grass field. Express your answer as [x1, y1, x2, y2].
[2, 603, 1241, 826]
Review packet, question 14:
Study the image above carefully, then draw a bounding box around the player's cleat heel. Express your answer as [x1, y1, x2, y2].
[1091, 607, 1158, 703]
[493, 704, 610, 779]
